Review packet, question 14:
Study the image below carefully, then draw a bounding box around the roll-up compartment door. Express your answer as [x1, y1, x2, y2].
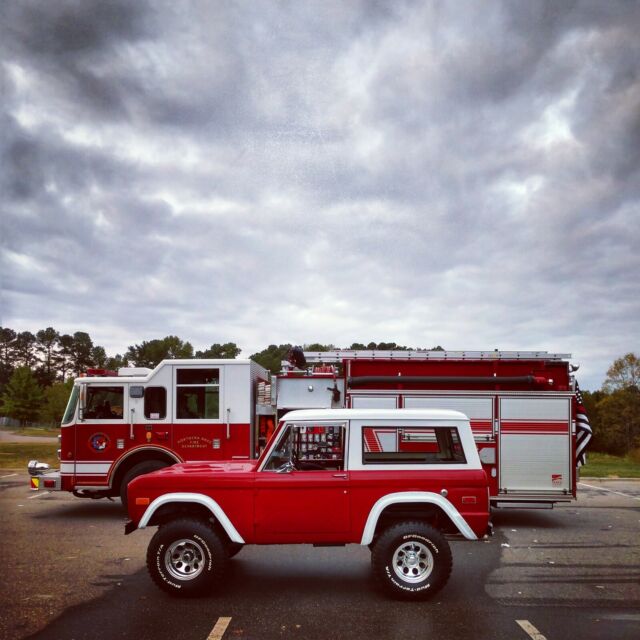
[499, 397, 571, 493]
[403, 396, 494, 440]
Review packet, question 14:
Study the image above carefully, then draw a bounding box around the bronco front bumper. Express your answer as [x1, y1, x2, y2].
[27, 460, 62, 491]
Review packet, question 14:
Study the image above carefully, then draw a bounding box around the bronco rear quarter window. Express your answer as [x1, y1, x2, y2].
[362, 426, 466, 464]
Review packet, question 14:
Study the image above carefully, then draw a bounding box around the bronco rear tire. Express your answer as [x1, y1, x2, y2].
[147, 518, 228, 597]
[371, 521, 452, 600]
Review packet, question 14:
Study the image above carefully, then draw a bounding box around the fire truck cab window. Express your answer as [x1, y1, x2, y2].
[84, 386, 124, 420]
[176, 368, 219, 420]
[62, 385, 80, 424]
[362, 426, 466, 464]
[264, 423, 345, 471]
[144, 387, 167, 420]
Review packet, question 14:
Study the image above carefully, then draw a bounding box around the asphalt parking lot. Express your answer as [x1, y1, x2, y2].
[0, 473, 638, 640]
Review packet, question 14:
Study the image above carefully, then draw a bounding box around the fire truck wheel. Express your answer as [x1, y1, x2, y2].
[147, 518, 228, 597]
[371, 521, 452, 600]
[120, 460, 168, 508]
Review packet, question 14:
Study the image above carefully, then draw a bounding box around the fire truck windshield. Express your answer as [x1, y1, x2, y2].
[62, 385, 80, 425]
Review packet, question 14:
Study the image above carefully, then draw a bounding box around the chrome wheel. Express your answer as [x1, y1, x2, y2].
[164, 538, 205, 581]
[392, 540, 434, 583]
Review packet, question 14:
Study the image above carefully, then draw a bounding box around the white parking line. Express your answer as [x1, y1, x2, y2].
[27, 491, 52, 499]
[516, 620, 547, 640]
[207, 617, 231, 640]
[579, 482, 640, 501]
[1, 473, 17, 479]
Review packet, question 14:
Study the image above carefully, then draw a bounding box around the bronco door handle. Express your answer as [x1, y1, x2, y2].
[332, 473, 348, 479]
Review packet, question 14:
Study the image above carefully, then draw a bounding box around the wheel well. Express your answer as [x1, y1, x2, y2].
[373, 503, 457, 540]
[146, 502, 233, 544]
[111, 450, 177, 495]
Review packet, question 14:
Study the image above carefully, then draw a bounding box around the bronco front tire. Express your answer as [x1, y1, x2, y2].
[371, 521, 452, 600]
[147, 518, 228, 597]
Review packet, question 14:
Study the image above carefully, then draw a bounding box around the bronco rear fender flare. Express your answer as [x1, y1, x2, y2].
[360, 491, 478, 545]
[138, 492, 245, 544]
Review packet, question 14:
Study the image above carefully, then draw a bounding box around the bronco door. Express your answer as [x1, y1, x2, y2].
[254, 421, 350, 543]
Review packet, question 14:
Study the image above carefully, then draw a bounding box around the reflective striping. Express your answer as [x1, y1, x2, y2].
[61, 462, 112, 475]
[501, 421, 568, 434]
[516, 620, 547, 640]
[207, 617, 231, 640]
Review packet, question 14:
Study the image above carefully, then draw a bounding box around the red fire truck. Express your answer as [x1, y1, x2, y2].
[28, 350, 592, 509]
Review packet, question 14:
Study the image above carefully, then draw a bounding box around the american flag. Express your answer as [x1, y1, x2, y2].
[575, 382, 592, 467]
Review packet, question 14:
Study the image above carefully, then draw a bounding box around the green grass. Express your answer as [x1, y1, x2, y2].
[9, 426, 60, 437]
[581, 452, 640, 478]
[0, 443, 59, 469]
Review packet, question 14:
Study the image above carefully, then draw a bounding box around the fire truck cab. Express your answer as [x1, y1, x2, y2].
[29, 359, 269, 505]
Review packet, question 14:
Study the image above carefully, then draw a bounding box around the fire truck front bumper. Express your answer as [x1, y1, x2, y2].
[27, 461, 62, 491]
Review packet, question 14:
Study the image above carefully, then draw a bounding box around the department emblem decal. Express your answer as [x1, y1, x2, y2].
[90, 433, 110, 452]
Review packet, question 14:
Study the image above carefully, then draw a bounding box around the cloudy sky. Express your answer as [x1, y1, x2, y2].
[1, 0, 639, 390]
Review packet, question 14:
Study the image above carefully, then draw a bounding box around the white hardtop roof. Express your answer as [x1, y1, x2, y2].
[75, 358, 258, 384]
[281, 408, 469, 422]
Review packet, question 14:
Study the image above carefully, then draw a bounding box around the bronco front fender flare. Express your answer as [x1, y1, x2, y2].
[138, 492, 245, 544]
[360, 491, 478, 545]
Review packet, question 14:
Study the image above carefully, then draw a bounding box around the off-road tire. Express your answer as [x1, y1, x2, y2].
[120, 460, 168, 508]
[227, 542, 243, 559]
[371, 521, 452, 600]
[147, 518, 228, 597]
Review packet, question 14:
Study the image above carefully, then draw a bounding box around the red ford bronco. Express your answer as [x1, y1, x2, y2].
[125, 409, 491, 600]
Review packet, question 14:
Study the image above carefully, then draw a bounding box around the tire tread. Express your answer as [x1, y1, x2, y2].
[371, 520, 452, 600]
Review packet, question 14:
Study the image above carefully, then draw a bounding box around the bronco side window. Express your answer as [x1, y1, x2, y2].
[264, 423, 346, 471]
[362, 426, 466, 464]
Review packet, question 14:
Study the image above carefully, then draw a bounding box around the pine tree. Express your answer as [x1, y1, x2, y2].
[1, 367, 43, 426]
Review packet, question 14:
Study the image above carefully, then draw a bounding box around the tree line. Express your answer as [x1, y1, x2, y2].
[582, 353, 640, 458]
[1, 325, 637, 458]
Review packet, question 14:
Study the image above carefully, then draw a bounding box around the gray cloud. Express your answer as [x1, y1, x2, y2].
[1, 0, 639, 389]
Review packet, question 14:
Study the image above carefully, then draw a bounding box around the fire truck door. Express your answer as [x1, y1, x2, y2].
[75, 383, 129, 485]
[499, 397, 572, 494]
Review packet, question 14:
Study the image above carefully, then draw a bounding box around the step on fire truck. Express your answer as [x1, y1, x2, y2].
[28, 350, 592, 509]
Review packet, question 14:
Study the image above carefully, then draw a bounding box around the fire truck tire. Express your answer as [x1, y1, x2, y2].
[371, 521, 452, 600]
[147, 518, 228, 597]
[120, 460, 168, 508]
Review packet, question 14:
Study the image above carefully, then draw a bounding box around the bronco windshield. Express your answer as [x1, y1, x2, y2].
[62, 385, 80, 425]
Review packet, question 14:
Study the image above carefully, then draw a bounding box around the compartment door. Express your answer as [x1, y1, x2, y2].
[350, 395, 397, 408]
[499, 397, 571, 493]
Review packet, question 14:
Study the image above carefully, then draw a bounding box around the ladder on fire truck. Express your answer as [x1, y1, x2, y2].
[303, 350, 572, 362]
